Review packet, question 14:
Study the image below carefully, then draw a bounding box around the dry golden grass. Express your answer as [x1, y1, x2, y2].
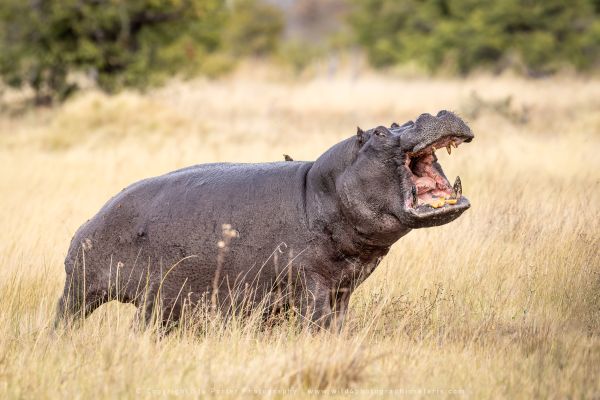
[1, 70, 599, 398]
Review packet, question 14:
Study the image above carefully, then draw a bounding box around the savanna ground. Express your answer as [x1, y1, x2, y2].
[1, 67, 599, 398]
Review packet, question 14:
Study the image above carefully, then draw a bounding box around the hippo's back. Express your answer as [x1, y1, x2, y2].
[64, 161, 315, 295]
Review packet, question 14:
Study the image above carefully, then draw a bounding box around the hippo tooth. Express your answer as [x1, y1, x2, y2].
[452, 176, 462, 199]
[429, 198, 445, 208]
[446, 145, 452, 155]
[451, 140, 457, 148]
[411, 186, 418, 207]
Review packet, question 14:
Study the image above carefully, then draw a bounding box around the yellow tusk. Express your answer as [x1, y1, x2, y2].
[430, 198, 446, 208]
[446, 145, 451, 155]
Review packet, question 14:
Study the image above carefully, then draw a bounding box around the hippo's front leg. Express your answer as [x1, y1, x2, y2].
[329, 287, 352, 332]
[296, 274, 334, 330]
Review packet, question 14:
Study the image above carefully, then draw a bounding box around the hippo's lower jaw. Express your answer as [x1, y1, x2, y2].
[401, 196, 470, 228]
[399, 132, 472, 228]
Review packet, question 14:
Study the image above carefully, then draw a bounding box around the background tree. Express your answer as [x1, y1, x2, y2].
[224, 0, 284, 57]
[0, 0, 227, 104]
[1, 0, 599, 104]
[349, 0, 600, 75]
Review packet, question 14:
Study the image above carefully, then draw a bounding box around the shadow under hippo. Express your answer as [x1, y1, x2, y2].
[56, 110, 474, 332]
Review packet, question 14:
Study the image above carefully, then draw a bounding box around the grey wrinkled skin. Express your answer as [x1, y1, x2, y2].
[56, 110, 474, 331]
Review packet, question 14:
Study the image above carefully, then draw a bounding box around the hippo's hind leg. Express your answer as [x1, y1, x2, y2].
[329, 287, 352, 332]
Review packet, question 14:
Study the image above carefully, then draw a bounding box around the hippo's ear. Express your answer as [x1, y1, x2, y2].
[356, 126, 366, 144]
[373, 126, 391, 137]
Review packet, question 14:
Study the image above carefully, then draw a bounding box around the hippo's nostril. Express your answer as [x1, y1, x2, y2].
[436, 110, 449, 117]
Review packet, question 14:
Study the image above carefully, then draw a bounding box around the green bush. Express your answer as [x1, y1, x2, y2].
[224, 0, 284, 57]
[349, 0, 600, 75]
[0, 0, 286, 103]
[0, 0, 230, 103]
[0, 0, 280, 103]
[277, 40, 325, 74]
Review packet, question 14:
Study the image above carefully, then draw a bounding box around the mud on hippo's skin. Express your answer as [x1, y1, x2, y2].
[56, 110, 474, 332]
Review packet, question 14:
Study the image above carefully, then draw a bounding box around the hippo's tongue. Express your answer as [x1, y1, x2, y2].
[412, 176, 462, 208]
[414, 176, 436, 194]
[412, 174, 451, 206]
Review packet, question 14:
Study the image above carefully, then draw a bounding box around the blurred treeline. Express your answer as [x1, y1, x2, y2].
[0, 0, 598, 103]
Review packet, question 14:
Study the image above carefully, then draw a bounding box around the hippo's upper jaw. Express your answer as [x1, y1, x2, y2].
[392, 111, 474, 228]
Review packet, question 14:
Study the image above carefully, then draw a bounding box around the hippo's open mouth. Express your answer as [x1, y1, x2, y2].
[403, 135, 471, 217]
[383, 110, 474, 227]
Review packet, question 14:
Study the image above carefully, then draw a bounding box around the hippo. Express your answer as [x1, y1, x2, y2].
[56, 110, 474, 331]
